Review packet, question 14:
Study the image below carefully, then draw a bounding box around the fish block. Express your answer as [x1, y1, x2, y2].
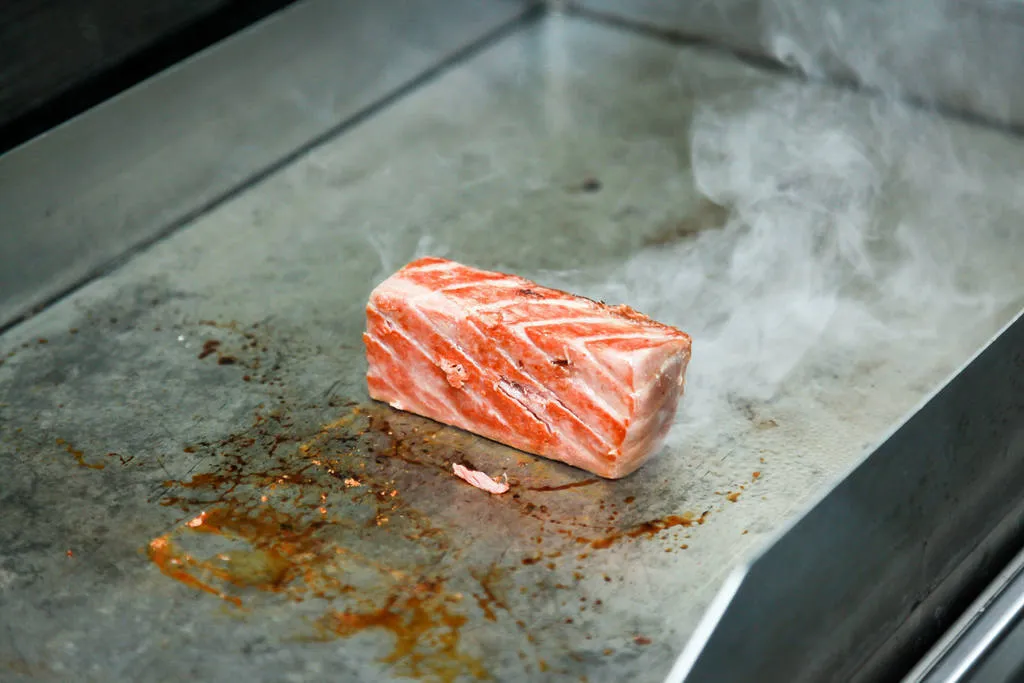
[363, 257, 692, 479]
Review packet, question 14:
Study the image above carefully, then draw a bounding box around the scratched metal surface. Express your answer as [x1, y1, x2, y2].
[2, 14, 1024, 683]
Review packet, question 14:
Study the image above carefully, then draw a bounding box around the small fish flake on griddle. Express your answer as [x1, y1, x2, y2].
[452, 463, 510, 495]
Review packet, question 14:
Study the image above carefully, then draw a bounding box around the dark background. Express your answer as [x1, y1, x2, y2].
[0, 0, 298, 153]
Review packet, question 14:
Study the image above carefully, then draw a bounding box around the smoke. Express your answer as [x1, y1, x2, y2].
[566, 78, 1024, 446]
[761, 0, 1019, 125]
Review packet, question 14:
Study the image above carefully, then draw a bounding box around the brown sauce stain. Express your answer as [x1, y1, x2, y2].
[585, 511, 710, 550]
[147, 535, 243, 607]
[56, 438, 105, 470]
[107, 451, 134, 466]
[139, 385, 485, 680]
[470, 566, 508, 623]
[318, 579, 488, 683]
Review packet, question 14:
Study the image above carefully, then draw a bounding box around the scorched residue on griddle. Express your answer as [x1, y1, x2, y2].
[51, 319, 733, 682]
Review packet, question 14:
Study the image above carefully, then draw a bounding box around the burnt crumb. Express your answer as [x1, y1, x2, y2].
[243, 375, 251, 382]
[38, 338, 48, 344]
[217, 356, 238, 366]
[581, 177, 602, 193]
[634, 636, 652, 646]
[551, 358, 570, 367]
[198, 339, 221, 359]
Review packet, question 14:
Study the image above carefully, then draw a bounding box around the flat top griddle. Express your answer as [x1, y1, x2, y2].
[1, 14, 1023, 683]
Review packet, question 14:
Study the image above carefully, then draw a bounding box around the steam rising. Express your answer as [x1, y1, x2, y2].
[762, 0, 1018, 125]
[578, 81, 1024, 445]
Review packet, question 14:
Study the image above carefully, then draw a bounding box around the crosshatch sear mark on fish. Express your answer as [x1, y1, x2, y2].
[363, 257, 692, 479]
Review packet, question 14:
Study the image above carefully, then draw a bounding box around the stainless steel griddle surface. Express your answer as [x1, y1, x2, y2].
[2, 14, 1023, 683]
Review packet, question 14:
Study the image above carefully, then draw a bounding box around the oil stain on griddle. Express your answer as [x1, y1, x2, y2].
[60, 318, 720, 682]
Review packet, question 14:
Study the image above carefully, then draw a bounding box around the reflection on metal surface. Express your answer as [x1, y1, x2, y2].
[963, 619, 1024, 683]
[670, 310, 1024, 683]
[0, 0, 533, 330]
[0, 0, 301, 150]
[905, 546, 1024, 683]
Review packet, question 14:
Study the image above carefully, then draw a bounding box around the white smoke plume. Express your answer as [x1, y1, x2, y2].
[762, 0, 1020, 125]
[574, 79, 1024, 446]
